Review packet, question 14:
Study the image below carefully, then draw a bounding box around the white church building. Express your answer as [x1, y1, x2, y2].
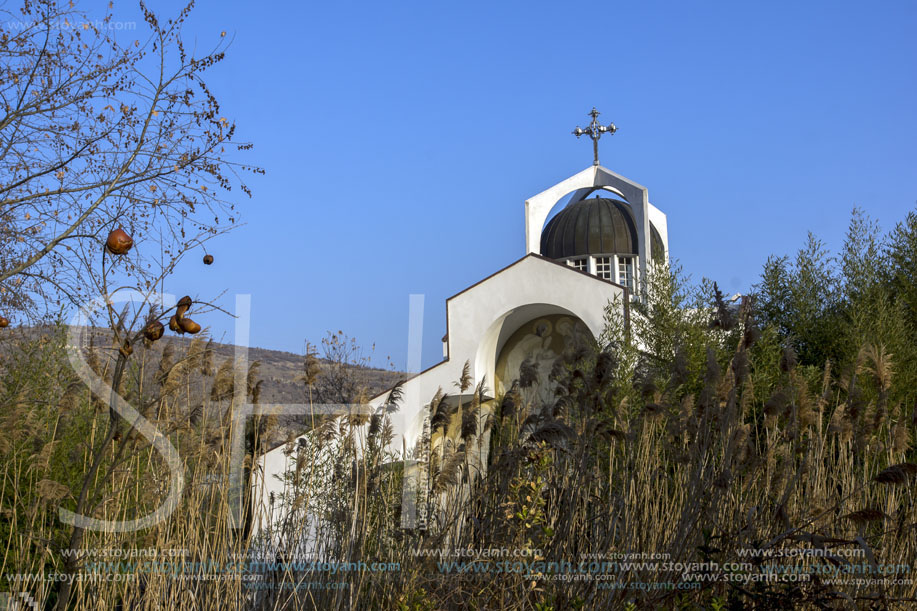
[253, 109, 669, 535]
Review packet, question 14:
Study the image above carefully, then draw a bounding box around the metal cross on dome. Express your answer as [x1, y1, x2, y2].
[572, 107, 616, 166]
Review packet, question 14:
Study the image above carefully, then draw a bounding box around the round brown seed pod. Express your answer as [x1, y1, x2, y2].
[203, 254, 213, 265]
[106, 227, 133, 255]
[143, 320, 164, 341]
[178, 317, 201, 334]
[175, 296, 193, 320]
[0, 316, 8, 328]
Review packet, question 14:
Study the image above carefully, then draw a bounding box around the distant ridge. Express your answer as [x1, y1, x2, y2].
[2, 325, 403, 406]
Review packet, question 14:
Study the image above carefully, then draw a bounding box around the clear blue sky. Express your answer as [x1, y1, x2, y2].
[107, 0, 917, 370]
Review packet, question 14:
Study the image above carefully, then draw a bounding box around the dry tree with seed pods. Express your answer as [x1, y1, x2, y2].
[0, 2, 261, 607]
[0, 0, 261, 317]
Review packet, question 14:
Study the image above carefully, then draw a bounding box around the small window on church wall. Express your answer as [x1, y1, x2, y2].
[595, 256, 613, 279]
[567, 258, 587, 272]
[618, 256, 635, 291]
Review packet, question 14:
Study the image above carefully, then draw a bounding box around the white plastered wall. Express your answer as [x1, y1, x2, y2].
[367, 255, 625, 454]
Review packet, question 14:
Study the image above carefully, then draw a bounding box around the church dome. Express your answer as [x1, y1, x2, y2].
[540, 197, 638, 259]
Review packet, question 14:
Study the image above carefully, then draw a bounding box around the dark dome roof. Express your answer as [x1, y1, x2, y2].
[540, 197, 638, 259]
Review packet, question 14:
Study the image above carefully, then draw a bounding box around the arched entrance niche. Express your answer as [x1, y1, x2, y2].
[473, 303, 595, 405]
[472, 302, 605, 397]
[495, 312, 593, 409]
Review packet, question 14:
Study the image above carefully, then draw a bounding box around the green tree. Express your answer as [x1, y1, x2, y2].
[756, 232, 844, 367]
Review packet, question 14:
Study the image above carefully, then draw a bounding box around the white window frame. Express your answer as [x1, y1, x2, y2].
[562, 253, 640, 295]
[616, 255, 635, 292]
[566, 257, 588, 273]
[594, 256, 613, 280]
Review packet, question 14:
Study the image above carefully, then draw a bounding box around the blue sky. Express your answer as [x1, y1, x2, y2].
[107, 0, 917, 370]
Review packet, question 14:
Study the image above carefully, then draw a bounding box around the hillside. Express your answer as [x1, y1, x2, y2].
[1, 324, 404, 407]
